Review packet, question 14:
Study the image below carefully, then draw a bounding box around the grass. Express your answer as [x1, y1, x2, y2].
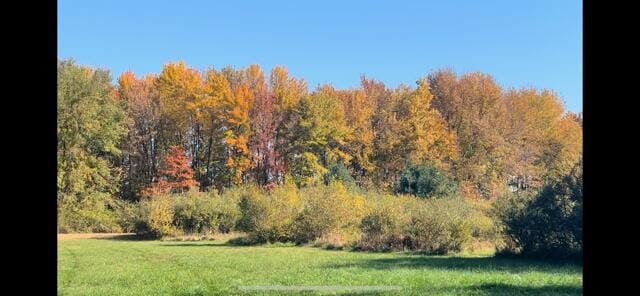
[58, 237, 582, 295]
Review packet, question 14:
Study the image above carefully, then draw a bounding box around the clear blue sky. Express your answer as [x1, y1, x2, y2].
[58, 0, 582, 112]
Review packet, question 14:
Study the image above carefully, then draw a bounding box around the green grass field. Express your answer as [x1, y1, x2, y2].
[58, 238, 582, 295]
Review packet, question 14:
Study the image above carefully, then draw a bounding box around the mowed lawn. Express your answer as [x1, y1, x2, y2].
[58, 238, 582, 295]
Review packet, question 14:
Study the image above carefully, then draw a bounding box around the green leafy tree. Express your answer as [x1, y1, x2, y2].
[281, 86, 350, 186]
[57, 59, 128, 231]
[58, 59, 128, 199]
[395, 164, 459, 198]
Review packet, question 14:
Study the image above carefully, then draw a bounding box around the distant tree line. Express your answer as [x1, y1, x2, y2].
[58, 59, 582, 204]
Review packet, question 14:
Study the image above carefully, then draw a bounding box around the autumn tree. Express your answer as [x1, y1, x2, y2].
[539, 112, 583, 183]
[217, 64, 281, 186]
[223, 83, 254, 185]
[339, 86, 375, 185]
[368, 77, 458, 190]
[503, 88, 581, 190]
[249, 88, 282, 186]
[270, 65, 307, 110]
[196, 68, 232, 190]
[245, 64, 267, 98]
[116, 71, 163, 200]
[243, 64, 282, 186]
[156, 61, 206, 187]
[281, 85, 351, 186]
[145, 145, 199, 195]
[399, 78, 458, 167]
[428, 70, 509, 199]
[270, 66, 308, 183]
[220, 65, 245, 91]
[189, 67, 255, 187]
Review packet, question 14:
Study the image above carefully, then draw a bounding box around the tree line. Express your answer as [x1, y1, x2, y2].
[58, 59, 582, 204]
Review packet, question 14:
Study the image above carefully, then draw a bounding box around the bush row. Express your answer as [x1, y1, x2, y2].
[357, 194, 497, 254]
[58, 192, 132, 233]
[133, 189, 240, 237]
[59, 162, 581, 259]
[130, 181, 495, 254]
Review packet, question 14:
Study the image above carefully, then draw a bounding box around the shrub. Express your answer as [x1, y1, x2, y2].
[235, 185, 270, 238]
[233, 182, 366, 245]
[235, 183, 303, 243]
[360, 210, 397, 237]
[133, 189, 241, 238]
[58, 193, 122, 233]
[494, 161, 582, 261]
[395, 164, 458, 198]
[134, 195, 177, 237]
[262, 182, 303, 241]
[121, 180, 491, 255]
[357, 194, 409, 251]
[359, 210, 404, 251]
[467, 199, 499, 243]
[291, 182, 365, 244]
[357, 194, 475, 254]
[323, 162, 355, 186]
[113, 199, 139, 233]
[174, 191, 219, 235]
[491, 192, 530, 253]
[210, 193, 241, 233]
[402, 197, 473, 254]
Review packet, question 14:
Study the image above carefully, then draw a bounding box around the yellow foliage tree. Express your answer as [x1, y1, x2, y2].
[370, 78, 458, 190]
[156, 61, 203, 134]
[503, 88, 569, 191]
[223, 83, 254, 185]
[341, 88, 376, 182]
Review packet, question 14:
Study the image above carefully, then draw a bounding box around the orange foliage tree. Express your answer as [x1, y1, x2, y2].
[223, 84, 253, 185]
[143, 145, 199, 196]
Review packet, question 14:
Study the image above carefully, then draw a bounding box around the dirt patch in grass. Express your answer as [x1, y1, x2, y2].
[58, 233, 137, 240]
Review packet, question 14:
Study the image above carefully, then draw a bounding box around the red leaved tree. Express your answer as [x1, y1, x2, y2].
[142, 145, 199, 197]
[249, 89, 283, 188]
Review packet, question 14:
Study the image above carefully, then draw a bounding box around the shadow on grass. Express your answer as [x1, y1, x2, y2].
[470, 283, 582, 295]
[395, 283, 582, 296]
[95, 234, 157, 241]
[159, 243, 230, 247]
[326, 256, 582, 274]
[158, 237, 254, 247]
[99, 233, 268, 247]
[230, 283, 581, 296]
[234, 290, 396, 296]
[159, 240, 297, 248]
